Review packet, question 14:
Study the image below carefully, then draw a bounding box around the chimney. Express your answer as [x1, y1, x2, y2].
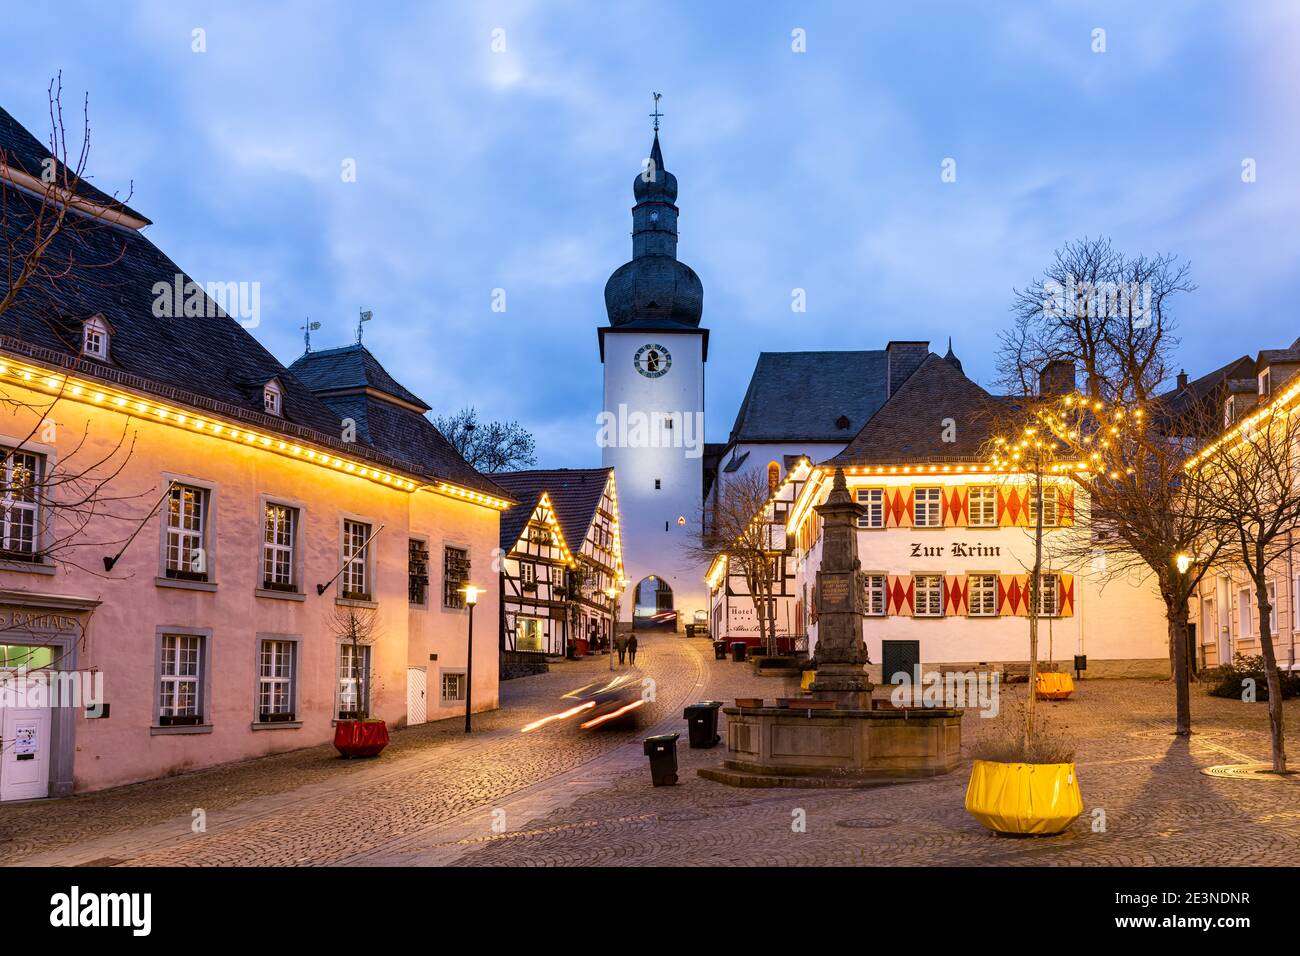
[1039, 360, 1076, 397]
[1177, 369, 1188, 390]
[885, 341, 929, 396]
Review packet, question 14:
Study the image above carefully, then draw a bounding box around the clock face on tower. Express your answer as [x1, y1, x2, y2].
[633, 343, 672, 378]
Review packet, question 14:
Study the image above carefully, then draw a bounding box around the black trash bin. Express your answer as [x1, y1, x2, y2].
[684, 700, 723, 748]
[642, 733, 680, 786]
[731, 641, 748, 662]
[712, 640, 727, 660]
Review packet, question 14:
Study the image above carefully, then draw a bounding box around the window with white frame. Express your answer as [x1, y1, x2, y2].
[968, 486, 997, 527]
[862, 574, 886, 616]
[263, 380, 282, 416]
[158, 633, 204, 725]
[337, 643, 370, 718]
[913, 487, 942, 527]
[1268, 580, 1278, 631]
[1036, 574, 1060, 617]
[441, 670, 467, 704]
[516, 617, 544, 652]
[443, 546, 470, 608]
[164, 483, 209, 580]
[519, 562, 536, 586]
[257, 639, 296, 721]
[82, 315, 109, 359]
[341, 519, 371, 599]
[968, 574, 998, 616]
[914, 574, 944, 617]
[1238, 588, 1252, 638]
[262, 503, 297, 591]
[856, 488, 884, 529]
[0, 449, 42, 559]
[1029, 485, 1060, 527]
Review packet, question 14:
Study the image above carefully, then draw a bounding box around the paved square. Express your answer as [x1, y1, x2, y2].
[2, 635, 1297, 867]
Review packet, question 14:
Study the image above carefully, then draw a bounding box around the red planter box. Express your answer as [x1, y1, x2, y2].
[334, 719, 390, 758]
[575, 637, 590, 657]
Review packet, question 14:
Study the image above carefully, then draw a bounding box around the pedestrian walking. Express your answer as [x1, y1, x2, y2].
[628, 633, 638, 665]
[615, 631, 628, 665]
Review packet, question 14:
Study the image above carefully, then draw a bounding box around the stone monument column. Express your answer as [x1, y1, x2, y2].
[809, 467, 874, 708]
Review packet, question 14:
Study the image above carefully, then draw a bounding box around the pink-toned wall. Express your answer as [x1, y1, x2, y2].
[0, 381, 502, 793]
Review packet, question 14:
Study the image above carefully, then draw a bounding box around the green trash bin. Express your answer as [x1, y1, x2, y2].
[684, 701, 723, 748]
[642, 733, 680, 786]
[731, 641, 747, 662]
[712, 640, 727, 660]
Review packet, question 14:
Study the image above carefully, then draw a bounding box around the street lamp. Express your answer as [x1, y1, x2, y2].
[1175, 553, 1192, 575]
[461, 584, 482, 733]
[606, 584, 619, 671]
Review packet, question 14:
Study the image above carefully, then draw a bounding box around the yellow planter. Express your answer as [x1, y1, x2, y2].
[1035, 671, 1075, 700]
[965, 759, 1083, 836]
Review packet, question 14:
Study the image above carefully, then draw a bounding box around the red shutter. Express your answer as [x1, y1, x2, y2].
[942, 486, 967, 527]
[944, 575, 968, 616]
[1059, 574, 1075, 616]
[886, 488, 913, 528]
[886, 575, 914, 616]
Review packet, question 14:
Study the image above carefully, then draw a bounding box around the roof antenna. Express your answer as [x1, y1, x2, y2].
[357, 309, 373, 345]
[300, 319, 320, 353]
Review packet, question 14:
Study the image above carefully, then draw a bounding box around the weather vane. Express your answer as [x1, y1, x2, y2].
[356, 309, 372, 345]
[650, 91, 663, 132]
[300, 319, 320, 352]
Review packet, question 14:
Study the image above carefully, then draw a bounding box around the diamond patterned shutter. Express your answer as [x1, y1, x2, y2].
[942, 486, 967, 527]
[944, 575, 968, 615]
[886, 574, 914, 615]
[1059, 487, 1075, 527]
[886, 487, 913, 528]
[998, 574, 1030, 616]
[998, 486, 1029, 527]
[1059, 573, 1075, 616]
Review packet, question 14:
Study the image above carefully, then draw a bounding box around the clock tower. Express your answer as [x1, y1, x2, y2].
[598, 126, 709, 627]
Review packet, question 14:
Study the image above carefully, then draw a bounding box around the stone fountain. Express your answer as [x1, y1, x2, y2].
[699, 468, 963, 788]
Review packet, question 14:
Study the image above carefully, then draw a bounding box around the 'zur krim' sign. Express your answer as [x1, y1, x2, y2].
[909, 542, 1003, 558]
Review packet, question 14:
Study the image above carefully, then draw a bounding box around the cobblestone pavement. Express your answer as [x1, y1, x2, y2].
[5, 637, 1299, 866]
[0, 634, 703, 866]
[451, 662, 1300, 867]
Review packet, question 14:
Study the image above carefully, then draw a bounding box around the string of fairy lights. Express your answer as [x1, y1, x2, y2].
[0, 355, 511, 510]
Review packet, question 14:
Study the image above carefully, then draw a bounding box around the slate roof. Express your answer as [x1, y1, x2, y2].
[0, 106, 148, 223]
[288, 344, 429, 411]
[491, 468, 613, 554]
[1257, 336, 1300, 367]
[1156, 355, 1254, 433]
[830, 353, 1001, 464]
[0, 105, 504, 500]
[728, 351, 890, 443]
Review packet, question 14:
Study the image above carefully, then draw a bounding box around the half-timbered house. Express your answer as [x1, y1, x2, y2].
[493, 468, 624, 661]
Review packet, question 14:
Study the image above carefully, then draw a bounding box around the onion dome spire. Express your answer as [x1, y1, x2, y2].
[604, 95, 703, 328]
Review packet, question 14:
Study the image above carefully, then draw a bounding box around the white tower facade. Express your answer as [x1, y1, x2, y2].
[599, 132, 709, 626]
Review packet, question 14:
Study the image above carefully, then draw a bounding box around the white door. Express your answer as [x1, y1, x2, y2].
[406, 667, 427, 725]
[1, 704, 51, 801]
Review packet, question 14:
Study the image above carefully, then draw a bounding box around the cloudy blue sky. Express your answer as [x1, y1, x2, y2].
[3, 1, 1298, 465]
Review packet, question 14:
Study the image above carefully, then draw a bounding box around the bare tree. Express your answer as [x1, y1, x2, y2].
[687, 469, 782, 656]
[0, 78, 144, 578]
[432, 406, 536, 474]
[328, 603, 381, 720]
[1031, 393, 1223, 736]
[998, 237, 1214, 736]
[1191, 401, 1300, 773]
[983, 402, 1070, 750]
[998, 237, 1193, 404]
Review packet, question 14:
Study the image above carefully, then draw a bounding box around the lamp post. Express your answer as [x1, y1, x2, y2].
[606, 585, 619, 671]
[461, 584, 482, 733]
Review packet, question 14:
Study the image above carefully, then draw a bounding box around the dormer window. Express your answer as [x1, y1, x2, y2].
[1225, 396, 1236, 427]
[263, 380, 283, 417]
[1260, 370, 1271, 397]
[82, 315, 109, 360]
